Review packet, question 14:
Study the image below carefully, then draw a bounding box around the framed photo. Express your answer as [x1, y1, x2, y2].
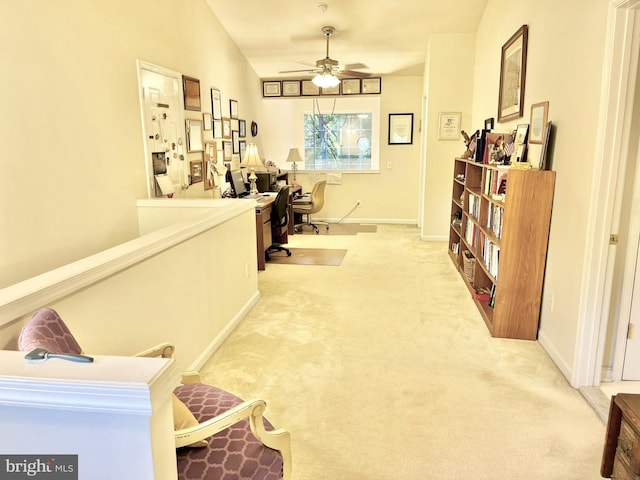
[539, 121, 553, 169]
[202, 113, 212, 131]
[229, 99, 239, 119]
[362, 77, 382, 94]
[232, 130, 240, 154]
[238, 119, 246, 137]
[301, 80, 320, 96]
[529, 101, 549, 144]
[212, 119, 223, 139]
[221, 118, 231, 139]
[437, 112, 461, 140]
[498, 25, 528, 122]
[239, 140, 247, 162]
[182, 76, 201, 111]
[514, 124, 529, 145]
[282, 80, 301, 97]
[484, 118, 495, 130]
[388, 113, 414, 145]
[341, 78, 361, 95]
[190, 157, 204, 184]
[210, 88, 222, 120]
[222, 141, 232, 161]
[186, 119, 203, 152]
[321, 85, 340, 95]
[263, 81, 281, 97]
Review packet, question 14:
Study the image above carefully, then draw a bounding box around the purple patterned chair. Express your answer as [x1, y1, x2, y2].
[18, 307, 292, 480]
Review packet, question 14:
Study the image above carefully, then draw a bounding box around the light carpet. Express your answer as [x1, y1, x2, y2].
[295, 223, 378, 235]
[200, 224, 605, 480]
[267, 248, 347, 266]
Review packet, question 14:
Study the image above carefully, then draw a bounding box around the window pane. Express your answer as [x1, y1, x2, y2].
[303, 113, 373, 170]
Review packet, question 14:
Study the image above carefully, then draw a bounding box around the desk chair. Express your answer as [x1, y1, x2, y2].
[293, 180, 329, 234]
[18, 307, 292, 480]
[266, 186, 291, 260]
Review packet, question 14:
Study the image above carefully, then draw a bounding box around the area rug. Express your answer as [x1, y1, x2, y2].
[266, 248, 347, 266]
[295, 223, 377, 235]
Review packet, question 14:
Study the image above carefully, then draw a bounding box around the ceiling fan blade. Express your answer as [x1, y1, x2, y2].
[343, 63, 368, 70]
[340, 69, 371, 78]
[279, 68, 318, 74]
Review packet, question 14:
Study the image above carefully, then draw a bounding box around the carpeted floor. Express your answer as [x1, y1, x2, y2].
[294, 222, 378, 235]
[266, 248, 347, 266]
[201, 224, 605, 480]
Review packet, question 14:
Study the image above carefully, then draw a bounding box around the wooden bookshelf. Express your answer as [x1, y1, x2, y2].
[448, 157, 556, 340]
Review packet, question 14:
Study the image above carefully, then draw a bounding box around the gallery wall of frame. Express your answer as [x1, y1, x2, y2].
[178, 74, 256, 194]
[261, 77, 382, 98]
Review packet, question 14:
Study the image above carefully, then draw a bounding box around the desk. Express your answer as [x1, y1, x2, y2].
[254, 185, 301, 270]
[602, 393, 640, 479]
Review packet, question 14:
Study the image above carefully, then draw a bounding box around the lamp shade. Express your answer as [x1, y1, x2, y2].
[312, 72, 341, 89]
[242, 143, 264, 169]
[286, 148, 303, 164]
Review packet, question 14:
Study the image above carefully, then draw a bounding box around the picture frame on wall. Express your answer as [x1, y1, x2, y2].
[222, 141, 232, 161]
[282, 80, 301, 97]
[238, 119, 246, 137]
[529, 101, 549, 144]
[437, 112, 461, 140]
[202, 113, 212, 131]
[262, 81, 281, 97]
[498, 25, 528, 122]
[190, 157, 204, 184]
[229, 99, 239, 119]
[388, 113, 414, 145]
[186, 119, 203, 152]
[301, 80, 320, 96]
[362, 77, 382, 94]
[321, 85, 340, 96]
[210, 88, 222, 120]
[232, 130, 240, 154]
[212, 119, 222, 139]
[341, 79, 361, 95]
[222, 118, 231, 139]
[239, 140, 246, 162]
[182, 76, 201, 111]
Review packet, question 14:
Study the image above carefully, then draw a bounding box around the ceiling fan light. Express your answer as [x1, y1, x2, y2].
[312, 72, 341, 89]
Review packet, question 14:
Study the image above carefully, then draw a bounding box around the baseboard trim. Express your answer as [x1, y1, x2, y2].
[188, 289, 261, 372]
[538, 329, 574, 385]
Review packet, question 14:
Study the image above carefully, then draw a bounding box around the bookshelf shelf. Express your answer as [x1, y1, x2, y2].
[448, 157, 556, 340]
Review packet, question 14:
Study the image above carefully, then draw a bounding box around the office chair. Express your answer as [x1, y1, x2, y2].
[18, 307, 292, 480]
[293, 180, 329, 234]
[266, 186, 291, 260]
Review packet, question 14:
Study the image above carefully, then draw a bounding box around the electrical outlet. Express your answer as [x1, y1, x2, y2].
[547, 293, 554, 313]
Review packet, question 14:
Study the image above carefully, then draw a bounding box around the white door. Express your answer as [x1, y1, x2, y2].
[622, 237, 640, 379]
[137, 61, 186, 197]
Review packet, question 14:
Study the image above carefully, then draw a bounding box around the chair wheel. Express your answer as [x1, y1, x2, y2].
[286, 251, 292, 257]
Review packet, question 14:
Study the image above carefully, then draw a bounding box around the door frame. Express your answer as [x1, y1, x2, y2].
[574, 0, 640, 387]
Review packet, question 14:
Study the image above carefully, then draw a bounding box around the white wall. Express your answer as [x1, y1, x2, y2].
[0, 0, 262, 287]
[470, 0, 609, 378]
[422, 34, 476, 240]
[261, 76, 423, 223]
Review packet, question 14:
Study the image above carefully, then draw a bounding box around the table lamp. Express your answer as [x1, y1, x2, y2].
[242, 143, 264, 195]
[286, 148, 303, 185]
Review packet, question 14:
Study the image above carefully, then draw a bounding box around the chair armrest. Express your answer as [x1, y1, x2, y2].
[134, 342, 175, 358]
[180, 371, 201, 384]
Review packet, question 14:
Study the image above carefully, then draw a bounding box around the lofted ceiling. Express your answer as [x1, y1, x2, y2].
[205, 0, 489, 80]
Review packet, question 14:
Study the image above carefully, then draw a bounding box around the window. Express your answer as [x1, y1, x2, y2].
[304, 113, 373, 170]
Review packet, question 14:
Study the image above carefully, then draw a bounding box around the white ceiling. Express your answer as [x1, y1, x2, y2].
[205, 0, 489, 79]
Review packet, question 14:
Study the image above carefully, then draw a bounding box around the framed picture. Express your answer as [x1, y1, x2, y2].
[182, 76, 201, 111]
[212, 119, 222, 139]
[239, 140, 247, 162]
[186, 119, 203, 152]
[222, 118, 231, 138]
[229, 99, 239, 119]
[484, 118, 495, 130]
[202, 113, 212, 131]
[388, 113, 414, 145]
[539, 121, 553, 169]
[210, 88, 222, 120]
[498, 25, 528, 122]
[529, 101, 549, 144]
[222, 141, 232, 161]
[263, 81, 281, 97]
[232, 130, 240, 154]
[437, 112, 461, 140]
[301, 80, 320, 96]
[190, 157, 204, 184]
[238, 119, 246, 137]
[362, 77, 382, 94]
[321, 85, 340, 95]
[341, 79, 361, 95]
[282, 80, 301, 97]
[514, 124, 529, 145]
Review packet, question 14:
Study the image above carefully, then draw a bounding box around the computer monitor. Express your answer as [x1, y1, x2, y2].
[230, 169, 248, 197]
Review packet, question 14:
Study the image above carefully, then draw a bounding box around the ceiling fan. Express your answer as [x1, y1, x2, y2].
[279, 26, 370, 86]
